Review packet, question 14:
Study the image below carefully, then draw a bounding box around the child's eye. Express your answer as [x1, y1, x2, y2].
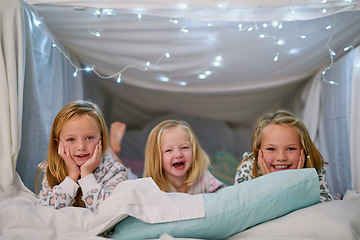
[86, 136, 94, 140]
[182, 146, 189, 149]
[67, 138, 75, 142]
[267, 147, 275, 151]
[288, 147, 296, 151]
[164, 149, 172, 153]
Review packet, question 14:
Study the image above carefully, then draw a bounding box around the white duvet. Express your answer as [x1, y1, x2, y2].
[1, 174, 359, 240]
[0, 174, 204, 240]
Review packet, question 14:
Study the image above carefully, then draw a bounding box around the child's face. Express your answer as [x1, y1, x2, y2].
[59, 115, 101, 167]
[260, 124, 303, 172]
[161, 127, 193, 182]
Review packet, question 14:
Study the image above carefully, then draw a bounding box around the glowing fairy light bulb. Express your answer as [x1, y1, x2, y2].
[277, 40, 284, 45]
[198, 74, 206, 79]
[117, 74, 121, 83]
[274, 53, 279, 62]
[52, 43, 57, 47]
[73, 69, 78, 77]
[165, 52, 170, 58]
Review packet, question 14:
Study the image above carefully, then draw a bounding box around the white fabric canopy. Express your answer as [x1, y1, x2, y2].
[0, 0, 359, 197]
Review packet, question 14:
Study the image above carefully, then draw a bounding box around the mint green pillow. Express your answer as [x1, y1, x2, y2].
[110, 168, 320, 240]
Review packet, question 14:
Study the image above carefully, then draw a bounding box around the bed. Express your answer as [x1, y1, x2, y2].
[1, 170, 359, 240]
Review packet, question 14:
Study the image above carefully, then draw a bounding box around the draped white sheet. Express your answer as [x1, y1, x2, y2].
[0, 0, 25, 192]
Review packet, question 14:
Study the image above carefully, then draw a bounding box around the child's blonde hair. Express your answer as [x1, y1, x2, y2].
[242, 110, 326, 178]
[36, 100, 109, 207]
[143, 120, 210, 192]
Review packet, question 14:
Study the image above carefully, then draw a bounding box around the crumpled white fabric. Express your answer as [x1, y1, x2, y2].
[0, 174, 205, 240]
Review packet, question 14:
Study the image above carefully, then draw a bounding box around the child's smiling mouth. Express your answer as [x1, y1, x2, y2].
[272, 165, 291, 169]
[173, 161, 185, 169]
[76, 153, 90, 159]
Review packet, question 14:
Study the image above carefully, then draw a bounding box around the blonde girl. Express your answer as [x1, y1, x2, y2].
[144, 120, 225, 194]
[234, 110, 333, 202]
[36, 100, 127, 212]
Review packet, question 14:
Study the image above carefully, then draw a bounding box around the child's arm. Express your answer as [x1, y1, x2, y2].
[234, 153, 255, 185]
[35, 176, 79, 209]
[78, 152, 128, 212]
[318, 166, 334, 202]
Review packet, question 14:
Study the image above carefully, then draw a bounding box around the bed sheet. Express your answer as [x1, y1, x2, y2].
[0, 174, 204, 240]
[1, 173, 359, 240]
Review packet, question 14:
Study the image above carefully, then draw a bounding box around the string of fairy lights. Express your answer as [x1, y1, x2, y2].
[36, 1, 360, 86]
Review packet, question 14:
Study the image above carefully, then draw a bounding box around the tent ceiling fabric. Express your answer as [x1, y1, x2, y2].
[24, 0, 360, 126]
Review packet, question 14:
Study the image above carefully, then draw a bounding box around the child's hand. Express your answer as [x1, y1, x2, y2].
[80, 140, 102, 178]
[58, 141, 80, 182]
[258, 150, 272, 175]
[297, 149, 305, 169]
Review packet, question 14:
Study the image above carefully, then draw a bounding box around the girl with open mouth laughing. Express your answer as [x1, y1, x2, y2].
[143, 120, 225, 194]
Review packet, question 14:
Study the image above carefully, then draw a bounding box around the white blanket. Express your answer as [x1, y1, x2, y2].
[0, 174, 204, 240]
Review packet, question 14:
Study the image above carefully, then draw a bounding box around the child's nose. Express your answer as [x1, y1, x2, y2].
[276, 151, 287, 160]
[174, 149, 184, 157]
[77, 140, 86, 150]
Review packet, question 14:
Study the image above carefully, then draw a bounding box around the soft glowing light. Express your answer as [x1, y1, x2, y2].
[207, 23, 214, 27]
[117, 75, 121, 83]
[85, 67, 92, 71]
[277, 40, 284, 45]
[160, 76, 169, 82]
[205, 71, 212, 75]
[278, 23, 283, 29]
[177, 3, 188, 10]
[138, 14, 142, 20]
[322, 0, 327, 3]
[289, 48, 299, 54]
[274, 54, 279, 62]
[322, 8, 327, 14]
[94, 9, 104, 17]
[330, 50, 336, 56]
[260, 34, 265, 38]
[329, 81, 336, 85]
[198, 74, 206, 79]
[326, 25, 332, 30]
[146, 61, 151, 67]
[272, 21, 279, 27]
[248, 27, 253, 31]
[178, 81, 187, 86]
[238, 24, 243, 31]
[262, 23, 268, 28]
[181, 27, 189, 33]
[300, 35, 306, 39]
[34, 19, 41, 27]
[73, 69, 78, 77]
[103, 9, 115, 15]
[170, 19, 178, 24]
[165, 52, 170, 58]
[344, 46, 352, 51]
[52, 43, 57, 47]
[216, 3, 227, 9]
